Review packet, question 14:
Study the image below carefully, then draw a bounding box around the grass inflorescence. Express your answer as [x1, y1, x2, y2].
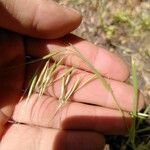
[24, 45, 126, 119]
[23, 43, 150, 149]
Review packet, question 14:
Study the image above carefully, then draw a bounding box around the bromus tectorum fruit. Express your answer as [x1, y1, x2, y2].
[24, 44, 126, 119]
[24, 44, 149, 118]
[22, 44, 149, 136]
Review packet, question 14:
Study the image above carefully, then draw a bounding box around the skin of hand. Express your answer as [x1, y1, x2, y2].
[0, 0, 145, 150]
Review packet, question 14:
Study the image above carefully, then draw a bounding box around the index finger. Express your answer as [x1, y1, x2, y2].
[26, 34, 129, 81]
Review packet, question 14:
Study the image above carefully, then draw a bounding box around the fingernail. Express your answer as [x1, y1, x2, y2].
[59, 2, 81, 15]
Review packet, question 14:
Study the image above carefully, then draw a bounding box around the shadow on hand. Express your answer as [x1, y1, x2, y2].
[60, 115, 131, 135]
[52, 115, 131, 150]
[53, 125, 105, 150]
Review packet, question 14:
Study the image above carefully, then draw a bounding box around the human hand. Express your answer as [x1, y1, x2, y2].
[0, 0, 144, 150]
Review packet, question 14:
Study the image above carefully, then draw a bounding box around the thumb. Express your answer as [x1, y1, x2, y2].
[0, 0, 82, 39]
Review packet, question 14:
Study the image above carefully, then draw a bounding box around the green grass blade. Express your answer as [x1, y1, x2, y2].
[127, 60, 139, 149]
[131, 61, 139, 117]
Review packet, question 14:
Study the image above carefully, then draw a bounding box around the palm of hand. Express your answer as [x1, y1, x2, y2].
[0, 31, 144, 150]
